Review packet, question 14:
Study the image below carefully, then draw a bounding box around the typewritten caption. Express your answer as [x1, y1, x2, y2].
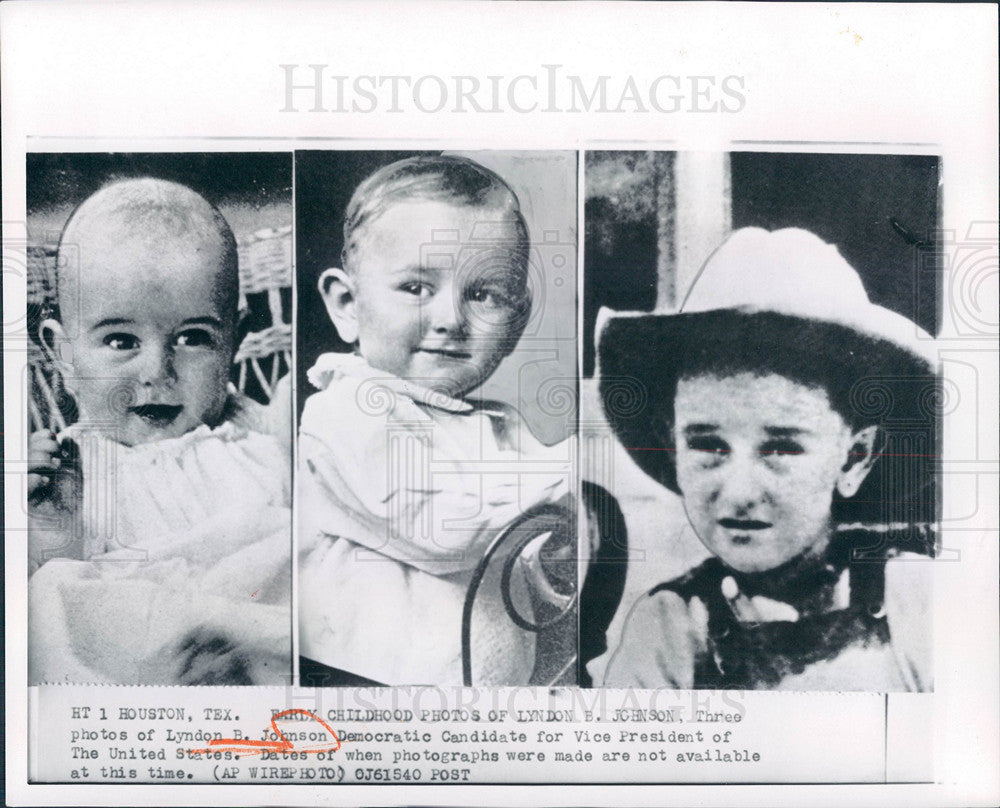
[33, 686, 890, 783]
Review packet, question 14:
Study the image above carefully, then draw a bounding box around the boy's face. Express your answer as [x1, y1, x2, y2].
[58, 227, 236, 446]
[347, 199, 528, 398]
[673, 372, 858, 574]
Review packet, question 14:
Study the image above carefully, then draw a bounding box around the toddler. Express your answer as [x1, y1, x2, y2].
[28, 178, 291, 685]
[298, 156, 571, 686]
[598, 228, 937, 691]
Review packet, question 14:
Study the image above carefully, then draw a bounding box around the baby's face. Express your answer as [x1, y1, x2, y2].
[349, 199, 528, 397]
[63, 229, 235, 446]
[673, 372, 855, 573]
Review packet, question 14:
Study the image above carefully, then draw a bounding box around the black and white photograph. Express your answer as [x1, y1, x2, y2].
[294, 151, 578, 687]
[3, 2, 997, 804]
[25, 153, 294, 685]
[582, 151, 941, 691]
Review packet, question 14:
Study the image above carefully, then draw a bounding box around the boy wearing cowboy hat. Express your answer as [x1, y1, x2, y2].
[599, 227, 938, 691]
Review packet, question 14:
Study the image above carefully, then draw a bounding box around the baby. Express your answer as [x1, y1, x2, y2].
[298, 156, 571, 686]
[598, 228, 937, 691]
[28, 178, 291, 685]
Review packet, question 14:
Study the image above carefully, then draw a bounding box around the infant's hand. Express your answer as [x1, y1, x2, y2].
[175, 631, 254, 686]
[28, 430, 61, 497]
[28, 436, 84, 574]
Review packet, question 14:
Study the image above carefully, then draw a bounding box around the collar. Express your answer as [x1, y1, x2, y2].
[724, 550, 845, 617]
[718, 531, 888, 617]
[307, 352, 477, 415]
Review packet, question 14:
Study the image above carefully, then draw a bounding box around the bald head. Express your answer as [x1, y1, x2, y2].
[56, 178, 239, 330]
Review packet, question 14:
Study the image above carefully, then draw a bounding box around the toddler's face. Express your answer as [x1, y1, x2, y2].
[349, 199, 528, 398]
[673, 372, 857, 573]
[62, 230, 235, 446]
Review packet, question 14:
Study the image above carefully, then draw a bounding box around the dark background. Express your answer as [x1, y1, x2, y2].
[27, 152, 292, 217]
[584, 151, 941, 376]
[294, 151, 425, 412]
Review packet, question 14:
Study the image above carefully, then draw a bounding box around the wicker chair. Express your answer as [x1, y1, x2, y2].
[27, 245, 71, 433]
[233, 225, 293, 403]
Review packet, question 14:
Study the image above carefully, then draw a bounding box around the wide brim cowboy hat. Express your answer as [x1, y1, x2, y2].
[598, 227, 940, 523]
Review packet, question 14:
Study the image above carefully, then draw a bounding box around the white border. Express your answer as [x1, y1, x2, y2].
[4, 2, 998, 806]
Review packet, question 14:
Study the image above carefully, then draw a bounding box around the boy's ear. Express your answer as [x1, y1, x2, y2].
[836, 425, 881, 498]
[318, 267, 358, 344]
[39, 318, 73, 378]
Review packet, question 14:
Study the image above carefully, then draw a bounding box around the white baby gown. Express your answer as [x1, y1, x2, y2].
[28, 392, 292, 686]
